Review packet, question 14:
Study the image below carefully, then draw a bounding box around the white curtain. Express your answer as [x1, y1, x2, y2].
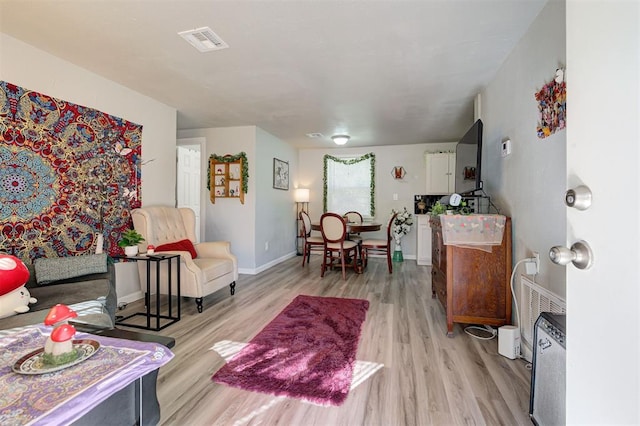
[324, 154, 374, 218]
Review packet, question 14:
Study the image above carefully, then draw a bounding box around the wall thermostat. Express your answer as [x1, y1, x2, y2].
[501, 139, 512, 157]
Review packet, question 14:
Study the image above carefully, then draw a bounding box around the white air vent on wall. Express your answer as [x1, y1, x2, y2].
[178, 27, 228, 52]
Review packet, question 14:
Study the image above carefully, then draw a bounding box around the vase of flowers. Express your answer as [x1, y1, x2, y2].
[391, 207, 413, 262]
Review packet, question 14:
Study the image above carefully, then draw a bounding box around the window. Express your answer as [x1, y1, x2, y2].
[323, 153, 375, 218]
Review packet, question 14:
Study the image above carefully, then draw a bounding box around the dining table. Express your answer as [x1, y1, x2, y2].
[310, 221, 382, 233]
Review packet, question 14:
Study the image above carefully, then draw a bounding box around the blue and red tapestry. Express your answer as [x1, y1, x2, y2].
[0, 81, 142, 261]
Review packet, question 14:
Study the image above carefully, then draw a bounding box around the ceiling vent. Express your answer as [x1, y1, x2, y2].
[306, 133, 324, 138]
[178, 27, 228, 52]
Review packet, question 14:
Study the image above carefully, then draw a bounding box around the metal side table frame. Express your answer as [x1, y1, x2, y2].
[114, 254, 181, 331]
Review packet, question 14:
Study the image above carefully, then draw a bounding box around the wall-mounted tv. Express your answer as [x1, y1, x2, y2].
[454, 119, 483, 195]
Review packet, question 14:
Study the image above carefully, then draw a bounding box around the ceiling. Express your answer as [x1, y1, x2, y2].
[0, 0, 546, 148]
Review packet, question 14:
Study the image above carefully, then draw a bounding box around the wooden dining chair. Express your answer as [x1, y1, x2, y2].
[361, 212, 398, 273]
[320, 212, 360, 280]
[343, 210, 364, 241]
[299, 211, 324, 266]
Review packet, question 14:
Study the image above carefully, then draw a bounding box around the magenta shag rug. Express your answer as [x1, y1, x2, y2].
[211, 294, 370, 406]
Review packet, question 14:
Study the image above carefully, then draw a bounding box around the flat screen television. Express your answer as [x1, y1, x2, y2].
[454, 119, 483, 195]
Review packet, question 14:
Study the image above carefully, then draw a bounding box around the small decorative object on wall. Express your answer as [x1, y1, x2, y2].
[391, 166, 406, 180]
[207, 152, 248, 204]
[273, 158, 289, 190]
[535, 67, 566, 139]
[463, 166, 476, 181]
[0, 81, 142, 261]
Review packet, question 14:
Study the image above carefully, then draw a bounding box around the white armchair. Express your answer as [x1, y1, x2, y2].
[131, 206, 238, 313]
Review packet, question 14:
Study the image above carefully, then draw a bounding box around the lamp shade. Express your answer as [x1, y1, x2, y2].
[294, 188, 310, 203]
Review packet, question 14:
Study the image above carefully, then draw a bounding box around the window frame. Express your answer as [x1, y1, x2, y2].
[322, 153, 376, 218]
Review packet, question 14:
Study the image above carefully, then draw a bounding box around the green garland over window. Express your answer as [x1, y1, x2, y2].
[207, 152, 249, 194]
[323, 153, 376, 215]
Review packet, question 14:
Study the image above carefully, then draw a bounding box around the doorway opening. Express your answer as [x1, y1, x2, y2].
[176, 139, 204, 241]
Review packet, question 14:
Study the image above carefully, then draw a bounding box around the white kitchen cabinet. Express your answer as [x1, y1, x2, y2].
[425, 152, 455, 194]
[416, 214, 432, 265]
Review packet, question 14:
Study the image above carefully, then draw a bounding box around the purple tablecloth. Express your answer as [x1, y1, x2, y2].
[0, 325, 174, 425]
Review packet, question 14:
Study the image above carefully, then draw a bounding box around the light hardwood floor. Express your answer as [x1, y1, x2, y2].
[118, 256, 531, 426]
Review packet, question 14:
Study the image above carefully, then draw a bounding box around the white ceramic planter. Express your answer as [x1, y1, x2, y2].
[124, 245, 138, 257]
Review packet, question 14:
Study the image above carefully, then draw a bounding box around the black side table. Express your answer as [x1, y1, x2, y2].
[114, 254, 181, 331]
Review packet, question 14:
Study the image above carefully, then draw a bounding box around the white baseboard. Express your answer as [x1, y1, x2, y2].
[238, 251, 298, 275]
[118, 290, 144, 304]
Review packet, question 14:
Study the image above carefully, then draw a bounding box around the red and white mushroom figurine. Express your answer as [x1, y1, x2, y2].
[44, 304, 78, 326]
[0, 254, 36, 319]
[0, 254, 30, 291]
[43, 323, 78, 364]
[43, 304, 79, 364]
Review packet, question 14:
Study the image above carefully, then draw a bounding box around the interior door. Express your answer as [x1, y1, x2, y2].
[565, 2, 639, 423]
[176, 143, 201, 242]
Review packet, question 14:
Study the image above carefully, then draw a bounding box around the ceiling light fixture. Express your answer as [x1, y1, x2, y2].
[331, 135, 350, 145]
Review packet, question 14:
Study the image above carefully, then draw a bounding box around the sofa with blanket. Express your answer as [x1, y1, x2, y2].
[0, 253, 117, 331]
[0, 253, 168, 425]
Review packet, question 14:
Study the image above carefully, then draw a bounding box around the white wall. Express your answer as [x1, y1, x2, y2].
[177, 126, 297, 273]
[481, 0, 566, 298]
[178, 126, 257, 271]
[255, 127, 298, 268]
[298, 142, 456, 258]
[0, 33, 178, 302]
[0, 34, 177, 208]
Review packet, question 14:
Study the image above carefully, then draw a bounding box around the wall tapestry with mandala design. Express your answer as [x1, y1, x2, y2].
[0, 81, 142, 262]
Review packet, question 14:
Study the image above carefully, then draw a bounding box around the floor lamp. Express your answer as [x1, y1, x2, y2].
[294, 188, 310, 255]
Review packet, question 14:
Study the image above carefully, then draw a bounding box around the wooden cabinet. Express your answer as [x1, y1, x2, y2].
[430, 216, 512, 336]
[209, 158, 244, 204]
[425, 152, 455, 194]
[416, 215, 432, 265]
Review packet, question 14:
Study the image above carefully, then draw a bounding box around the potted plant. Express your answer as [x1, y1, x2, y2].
[429, 200, 472, 216]
[429, 201, 446, 216]
[118, 229, 145, 256]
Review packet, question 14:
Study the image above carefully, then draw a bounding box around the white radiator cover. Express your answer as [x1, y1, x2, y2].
[519, 275, 566, 362]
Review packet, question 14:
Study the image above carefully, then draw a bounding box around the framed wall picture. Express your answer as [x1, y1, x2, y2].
[273, 158, 289, 190]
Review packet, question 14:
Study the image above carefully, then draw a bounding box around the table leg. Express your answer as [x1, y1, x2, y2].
[155, 260, 161, 331]
[146, 261, 151, 329]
